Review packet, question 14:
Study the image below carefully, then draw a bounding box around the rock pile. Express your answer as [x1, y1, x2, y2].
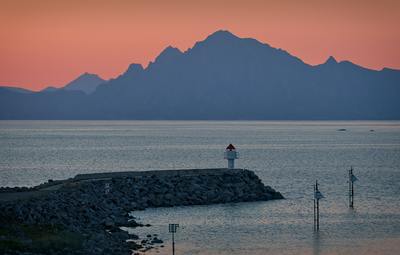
[0, 169, 283, 254]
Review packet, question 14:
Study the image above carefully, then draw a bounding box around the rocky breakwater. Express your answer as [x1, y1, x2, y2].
[0, 168, 283, 254]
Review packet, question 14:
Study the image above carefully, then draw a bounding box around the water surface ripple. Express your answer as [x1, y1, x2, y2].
[1, 120, 399, 254]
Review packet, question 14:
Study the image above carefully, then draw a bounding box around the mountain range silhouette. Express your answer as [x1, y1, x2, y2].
[1, 30, 399, 119]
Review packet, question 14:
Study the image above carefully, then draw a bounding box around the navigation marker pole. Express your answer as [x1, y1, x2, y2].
[314, 182, 316, 231]
[169, 223, 179, 255]
[348, 166, 358, 208]
[314, 180, 324, 231]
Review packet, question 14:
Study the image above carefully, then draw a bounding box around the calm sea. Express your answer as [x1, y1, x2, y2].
[1, 121, 400, 254]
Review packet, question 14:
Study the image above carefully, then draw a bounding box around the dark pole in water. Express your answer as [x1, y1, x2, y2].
[314, 182, 316, 231]
[316, 180, 319, 231]
[349, 166, 356, 208]
[172, 231, 175, 255]
[352, 176, 354, 208]
[314, 180, 324, 231]
[349, 167, 352, 208]
[313, 180, 320, 231]
[169, 223, 179, 255]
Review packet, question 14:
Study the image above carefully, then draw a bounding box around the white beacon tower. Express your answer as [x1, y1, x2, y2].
[224, 144, 239, 169]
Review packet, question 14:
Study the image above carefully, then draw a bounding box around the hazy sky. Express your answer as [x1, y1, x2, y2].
[1, 0, 399, 90]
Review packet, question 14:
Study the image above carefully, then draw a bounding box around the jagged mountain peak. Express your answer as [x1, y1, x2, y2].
[77, 72, 102, 79]
[205, 30, 239, 41]
[124, 63, 144, 75]
[192, 30, 244, 50]
[155, 46, 182, 62]
[324, 56, 338, 65]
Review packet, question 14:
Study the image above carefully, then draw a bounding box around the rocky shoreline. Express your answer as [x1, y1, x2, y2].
[0, 168, 283, 254]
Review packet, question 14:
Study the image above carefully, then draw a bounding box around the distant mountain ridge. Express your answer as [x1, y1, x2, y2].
[0, 30, 399, 119]
[0, 86, 33, 94]
[1, 73, 105, 94]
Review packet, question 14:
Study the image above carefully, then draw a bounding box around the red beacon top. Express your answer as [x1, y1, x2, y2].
[226, 144, 236, 151]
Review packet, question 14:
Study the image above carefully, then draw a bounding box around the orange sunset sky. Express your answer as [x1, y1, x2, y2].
[1, 0, 399, 91]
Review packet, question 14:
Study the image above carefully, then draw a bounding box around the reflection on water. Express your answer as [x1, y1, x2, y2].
[1, 121, 400, 254]
[313, 231, 321, 255]
[130, 198, 400, 255]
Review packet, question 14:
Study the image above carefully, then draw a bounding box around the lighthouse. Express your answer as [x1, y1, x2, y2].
[224, 144, 239, 169]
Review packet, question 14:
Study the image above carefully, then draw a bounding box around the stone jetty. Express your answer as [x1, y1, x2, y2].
[0, 168, 283, 254]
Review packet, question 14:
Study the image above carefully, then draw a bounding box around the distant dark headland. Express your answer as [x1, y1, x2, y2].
[1, 30, 399, 120]
[0, 168, 282, 254]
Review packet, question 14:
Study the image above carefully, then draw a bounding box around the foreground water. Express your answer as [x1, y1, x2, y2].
[1, 121, 400, 254]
